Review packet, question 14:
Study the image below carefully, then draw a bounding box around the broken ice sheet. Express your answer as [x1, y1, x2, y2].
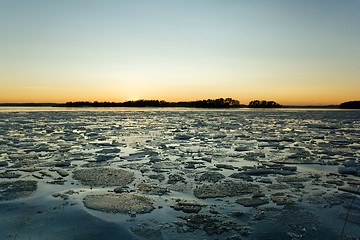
[0, 109, 359, 240]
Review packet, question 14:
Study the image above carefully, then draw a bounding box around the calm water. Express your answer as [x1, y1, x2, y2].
[0, 107, 359, 239]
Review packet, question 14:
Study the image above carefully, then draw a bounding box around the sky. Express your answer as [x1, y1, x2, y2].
[0, 0, 359, 105]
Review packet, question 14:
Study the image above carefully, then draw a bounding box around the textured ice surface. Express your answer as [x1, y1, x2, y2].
[0, 108, 359, 239]
[83, 193, 155, 214]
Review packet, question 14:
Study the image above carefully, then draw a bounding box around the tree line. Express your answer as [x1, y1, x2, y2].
[248, 100, 282, 108]
[57, 98, 284, 108]
[339, 101, 360, 109]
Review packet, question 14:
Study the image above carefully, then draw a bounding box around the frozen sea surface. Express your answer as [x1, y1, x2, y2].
[0, 108, 359, 240]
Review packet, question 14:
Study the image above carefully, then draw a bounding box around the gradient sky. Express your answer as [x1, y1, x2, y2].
[1, 0, 359, 105]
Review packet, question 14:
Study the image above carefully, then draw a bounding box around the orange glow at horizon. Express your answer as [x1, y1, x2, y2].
[1, 79, 358, 106]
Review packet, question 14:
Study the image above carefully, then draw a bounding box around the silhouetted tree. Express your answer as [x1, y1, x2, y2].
[248, 100, 281, 108]
[340, 101, 360, 109]
[190, 98, 241, 108]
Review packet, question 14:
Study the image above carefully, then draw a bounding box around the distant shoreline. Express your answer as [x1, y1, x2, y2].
[0, 103, 342, 109]
[0, 99, 359, 109]
[0, 103, 56, 107]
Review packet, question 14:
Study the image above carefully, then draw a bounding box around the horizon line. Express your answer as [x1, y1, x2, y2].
[0, 100, 348, 107]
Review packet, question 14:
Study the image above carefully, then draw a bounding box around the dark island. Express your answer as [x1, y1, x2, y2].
[248, 100, 282, 108]
[339, 101, 360, 109]
[57, 98, 244, 108]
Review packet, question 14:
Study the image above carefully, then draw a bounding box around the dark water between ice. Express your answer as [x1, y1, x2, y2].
[0, 107, 359, 239]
